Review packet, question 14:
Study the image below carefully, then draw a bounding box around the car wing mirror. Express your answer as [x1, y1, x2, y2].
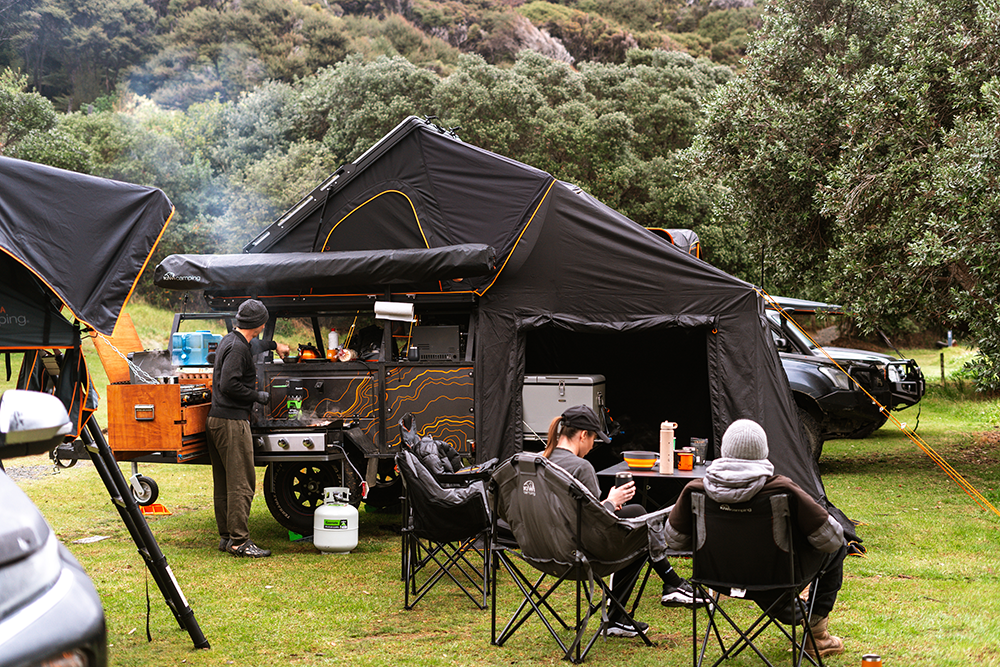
[0, 390, 73, 460]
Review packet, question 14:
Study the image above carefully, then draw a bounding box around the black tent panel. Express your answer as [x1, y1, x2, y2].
[0, 258, 76, 349]
[319, 184, 435, 252]
[0, 157, 173, 335]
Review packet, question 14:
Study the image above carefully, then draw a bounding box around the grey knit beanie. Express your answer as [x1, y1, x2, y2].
[236, 299, 268, 329]
[721, 419, 769, 460]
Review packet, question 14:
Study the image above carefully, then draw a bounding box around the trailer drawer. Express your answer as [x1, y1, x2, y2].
[107, 384, 210, 461]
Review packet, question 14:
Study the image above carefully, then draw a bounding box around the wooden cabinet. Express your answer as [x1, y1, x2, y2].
[107, 384, 210, 462]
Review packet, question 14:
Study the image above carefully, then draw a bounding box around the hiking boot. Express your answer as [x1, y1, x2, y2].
[662, 579, 712, 608]
[218, 537, 231, 552]
[604, 618, 649, 637]
[228, 539, 272, 558]
[802, 616, 844, 657]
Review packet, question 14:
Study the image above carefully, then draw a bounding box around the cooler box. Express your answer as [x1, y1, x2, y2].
[522, 374, 606, 439]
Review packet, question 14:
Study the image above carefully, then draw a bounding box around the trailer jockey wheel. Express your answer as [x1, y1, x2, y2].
[264, 461, 361, 535]
[131, 475, 159, 506]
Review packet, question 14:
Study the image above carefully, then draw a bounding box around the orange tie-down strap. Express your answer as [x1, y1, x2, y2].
[92, 312, 145, 384]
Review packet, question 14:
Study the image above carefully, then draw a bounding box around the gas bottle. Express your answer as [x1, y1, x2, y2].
[313, 487, 358, 554]
[659, 421, 677, 475]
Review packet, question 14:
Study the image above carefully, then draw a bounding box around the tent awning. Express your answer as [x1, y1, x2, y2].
[154, 244, 497, 292]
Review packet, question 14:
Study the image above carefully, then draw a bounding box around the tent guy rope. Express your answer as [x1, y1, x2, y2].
[756, 288, 1000, 519]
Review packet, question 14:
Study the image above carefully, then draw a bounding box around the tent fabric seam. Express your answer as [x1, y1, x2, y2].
[321, 190, 429, 251]
[474, 178, 556, 297]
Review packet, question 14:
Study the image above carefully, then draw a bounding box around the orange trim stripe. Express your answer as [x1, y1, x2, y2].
[121, 205, 174, 312]
[321, 191, 429, 251]
[475, 178, 556, 297]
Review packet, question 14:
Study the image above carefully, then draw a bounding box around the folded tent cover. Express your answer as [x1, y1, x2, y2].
[0, 156, 174, 340]
[154, 116, 851, 539]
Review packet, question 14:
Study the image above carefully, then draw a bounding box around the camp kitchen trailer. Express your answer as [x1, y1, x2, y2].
[103, 116, 851, 543]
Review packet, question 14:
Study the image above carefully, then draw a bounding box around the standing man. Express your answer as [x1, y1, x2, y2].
[207, 298, 287, 558]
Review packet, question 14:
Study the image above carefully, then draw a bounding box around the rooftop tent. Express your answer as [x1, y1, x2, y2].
[0, 156, 174, 336]
[181, 117, 843, 530]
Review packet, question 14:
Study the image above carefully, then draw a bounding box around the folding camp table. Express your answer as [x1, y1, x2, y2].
[596, 461, 707, 511]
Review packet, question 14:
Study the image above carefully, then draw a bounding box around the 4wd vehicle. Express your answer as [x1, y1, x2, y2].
[767, 297, 925, 459]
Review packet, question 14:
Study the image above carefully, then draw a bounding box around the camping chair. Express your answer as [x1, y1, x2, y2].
[397, 448, 493, 610]
[490, 453, 671, 663]
[689, 491, 830, 667]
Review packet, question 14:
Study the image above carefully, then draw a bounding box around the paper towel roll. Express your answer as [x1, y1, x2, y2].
[374, 301, 415, 322]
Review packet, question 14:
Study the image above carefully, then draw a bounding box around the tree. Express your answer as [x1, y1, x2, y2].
[692, 0, 1000, 390]
[0, 67, 90, 170]
[295, 54, 439, 160]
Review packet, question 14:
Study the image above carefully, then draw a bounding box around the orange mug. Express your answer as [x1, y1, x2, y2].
[677, 451, 694, 471]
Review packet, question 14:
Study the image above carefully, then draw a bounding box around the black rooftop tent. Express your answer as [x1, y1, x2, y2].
[0, 156, 174, 339]
[156, 117, 848, 530]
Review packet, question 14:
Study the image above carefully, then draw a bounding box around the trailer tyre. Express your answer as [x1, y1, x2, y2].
[131, 475, 159, 506]
[264, 462, 361, 535]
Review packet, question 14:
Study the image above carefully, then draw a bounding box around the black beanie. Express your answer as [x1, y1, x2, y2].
[236, 299, 268, 329]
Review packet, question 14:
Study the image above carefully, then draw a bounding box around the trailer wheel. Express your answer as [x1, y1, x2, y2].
[362, 469, 402, 511]
[264, 461, 361, 535]
[131, 475, 159, 506]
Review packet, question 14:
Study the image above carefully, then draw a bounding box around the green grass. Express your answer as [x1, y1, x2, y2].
[4, 312, 1000, 666]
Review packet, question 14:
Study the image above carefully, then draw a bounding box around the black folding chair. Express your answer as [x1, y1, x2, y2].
[490, 453, 671, 663]
[689, 491, 830, 667]
[398, 449, 492, 610]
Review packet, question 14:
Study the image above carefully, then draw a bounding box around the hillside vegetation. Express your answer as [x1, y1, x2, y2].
[3, 0, 1000, 392]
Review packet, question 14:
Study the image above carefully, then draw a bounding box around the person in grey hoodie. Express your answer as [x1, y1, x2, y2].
[665, 419, 846, 658]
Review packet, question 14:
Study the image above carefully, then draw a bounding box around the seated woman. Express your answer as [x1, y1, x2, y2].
[665, 419, 847, 658]
[542, 404, 708, 638]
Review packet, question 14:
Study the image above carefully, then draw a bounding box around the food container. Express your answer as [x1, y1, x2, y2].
[622, 450, 657, 470]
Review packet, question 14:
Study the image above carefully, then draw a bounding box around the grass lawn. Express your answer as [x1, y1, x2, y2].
[4, 321, 999, 666]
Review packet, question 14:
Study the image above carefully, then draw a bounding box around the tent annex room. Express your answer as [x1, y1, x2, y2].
[155, 116, 852, 535]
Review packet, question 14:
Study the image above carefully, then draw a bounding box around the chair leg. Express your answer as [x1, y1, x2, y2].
[404, 532, 489, 610]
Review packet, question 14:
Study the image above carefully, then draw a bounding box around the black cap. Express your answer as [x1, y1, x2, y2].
[236, 299, 268, 329]
[561, 404, 611, 443]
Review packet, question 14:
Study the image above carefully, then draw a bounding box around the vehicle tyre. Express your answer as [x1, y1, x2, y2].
[796, 408, 824, 461]
[363, 473, 402, 511]
[264, 461, 361, 535]
[849, 414, 888, 439]
[131, 475, 159, 506]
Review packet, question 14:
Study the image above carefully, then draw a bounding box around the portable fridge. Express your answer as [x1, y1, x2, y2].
[522, 374, 606, 440]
